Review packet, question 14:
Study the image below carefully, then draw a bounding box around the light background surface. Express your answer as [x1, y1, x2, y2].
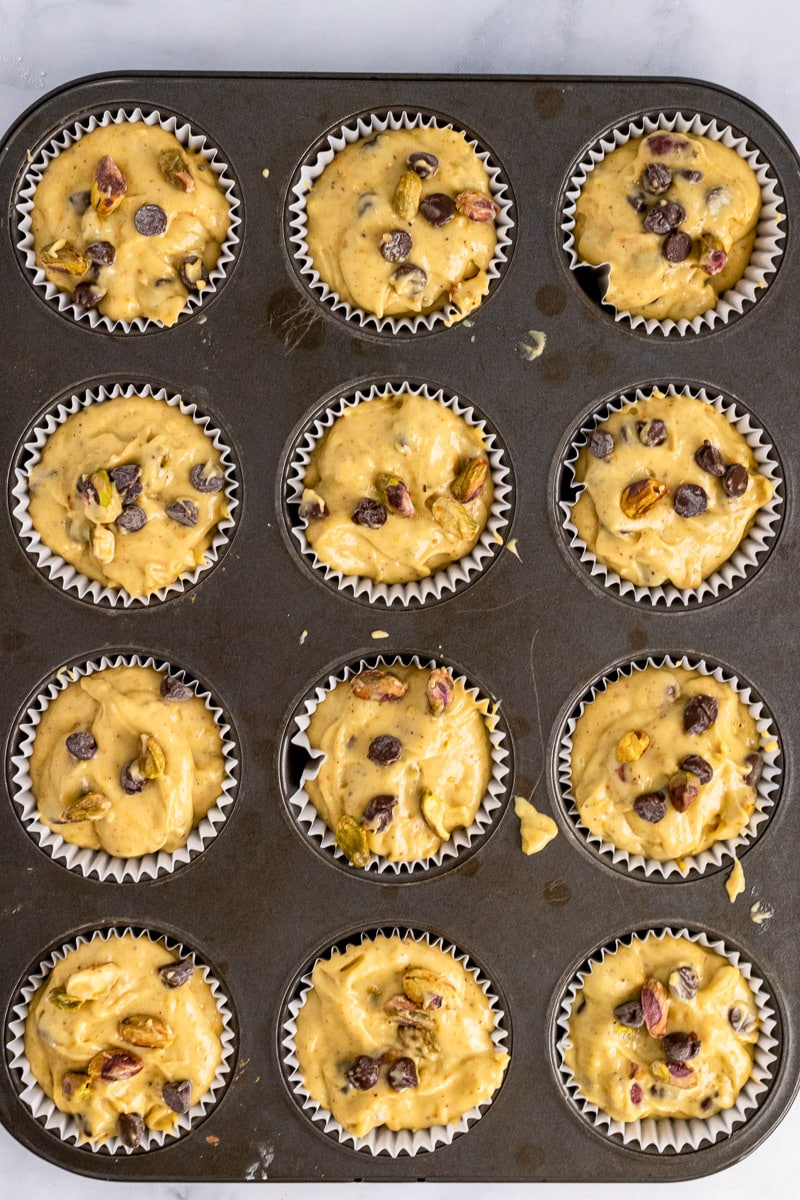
[0, 1, 797, 1196]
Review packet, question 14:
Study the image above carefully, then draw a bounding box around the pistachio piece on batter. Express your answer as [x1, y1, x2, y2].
[119, 1014, 175, 1049]
[426, 667, 454, 716]
[451, 456, 489, 503]
[403, 966, 453, 1010]
[58, 791, 112, 823]
[162, 1079, 192, 1114]
[668, 769, 700, 813]
[420, 788, 449, 840]
[90, 525, 115, 565]
[393, 170, 422, 221]
[640, 978, 670, 1037]
[158, 147, 195, 194]
[91, 155, 127, 216]
[620, 477, 669, 519]
[49, 989, 87, 1011]
[299, 487, 327, 520]
[38, 240, 90, 276]
[430, 494, 479, 540]
[615, 729, 650, 763]
[361, 794, 397, 832]
[397, 1022, 439, 1059]
[668, 965, 700, 1002]
[454, 191, 500, 222]
[88, 1049, 144, 1082]
[62, 1071, 93, 1101]
[350, 668, 408, 702]
[335, 813, 370, 867]
[375, 473, 416, 518]
[118, 1112, 145, 1149]
[66, 963, 120, 1000]
[138, 734, 166, 780]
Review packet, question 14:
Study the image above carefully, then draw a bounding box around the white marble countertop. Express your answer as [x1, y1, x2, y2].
[1, 1, 797, 1196]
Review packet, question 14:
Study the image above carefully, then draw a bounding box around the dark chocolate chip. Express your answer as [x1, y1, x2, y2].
[679, 755, 713, 785]
[626, 191, 648, 213]
[723, 463, 749, 498]
[158, 959, 196, 988]
[85, 240, 115, 266]
[352, 497, 387, 528]
[115, 506, 147, 532]
[109, 463, 142, 506]
[631, 1082, 643, 1105]
[76, 474, 98, 503]
[118, 1112, 145, 1149]
[189, 463, 224, 494]
[361, 794, 397, 833]
[356, 191, 379, 217]
[165, 499, 198, 527]
[346, 1055, 380, 1090]
[160, 674, 194, 701]
[419, 193, 456, 227]
[391, 262, 427, 297]
[72, 282, 105, 310]
[66, 731, 97, 760]
[361, 135, 381, 149]
[661, 1032, 701, 1062]
[633, 791, 667, 823]
[637, 419, 667, 447]
[587, 429, 614, 459]
[388, 1056, 419, 1091]
[120, 761, 145, 794]
[694, 441, 726, 477]
[69, 190, 91, 215]
[133, 204, 168, 237]
[728, 1006, 756, 1035]
[379, 229, 413, 263]
[179, 253, 209, 292]
[679, 169, 703, 182]
[743, 752, 763, 787]
[407, 151, 439, 179]
[642, 162, 672, 195]
[644, 200, 685, 234]
[162, 1079, 192, 1114]
[673, 483, 708, 517]
[613, 999, 645, 1028]
[646, 133, 689, 156]
[367, 735, 402, 766]
[683, 694, 719, 735]
[662, 230, 694, 262]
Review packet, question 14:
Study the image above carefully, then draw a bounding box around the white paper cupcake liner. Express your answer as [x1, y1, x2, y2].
[9, 652, 239, 882]
[287, 654, 510, 876]
[286, 380, 513, 606]
[555, 653, 780, 880]
[558, 384, 783, 607]
[12, 381, 240, 608]
[5, 925, 236, 1153]
[287, 109, 514, 334]
[281, 926, 509, 1156]
[16, 106, 241, 332]
[562, 111, 785, 335]
[554, 925, 779, 1151]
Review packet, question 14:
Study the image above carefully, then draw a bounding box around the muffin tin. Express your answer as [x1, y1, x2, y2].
[0, 72, 798, 1184]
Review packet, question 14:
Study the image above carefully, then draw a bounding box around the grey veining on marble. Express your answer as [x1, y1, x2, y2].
[0, 1, 797, 1197]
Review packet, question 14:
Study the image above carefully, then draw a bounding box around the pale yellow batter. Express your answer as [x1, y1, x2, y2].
[30, 665, 225, 859]
[294, 934, 508, 1137]
[570, 666, 761, 861]
[571, 391, 774, 589]
[27, 393, 230, 597]
[304, 664, 492, 864]
[305, 127, 499, 323]
[302, 392, 493, 584]
[31, 122, 230, 325]
[515, 796, 558, 854]
[565, 935, 758, 1122]
[574, 131, 761, 321]
[24, 933, 223, 1144]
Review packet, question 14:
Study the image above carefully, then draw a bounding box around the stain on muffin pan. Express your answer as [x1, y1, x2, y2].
[0, 72, 799, 1184]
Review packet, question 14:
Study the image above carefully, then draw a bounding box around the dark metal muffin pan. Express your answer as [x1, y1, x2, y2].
[0, 72, 798, 1184]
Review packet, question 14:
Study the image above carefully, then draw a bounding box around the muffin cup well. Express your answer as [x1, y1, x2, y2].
[16, 106, 241, 333]
[286, 653, 510, 876]
[557, 384, 783, 607]
[554, 653, 781, 880]
[286, 108, 514, 335]
[9, 652, 239, 882]
[5, 925, 236, 1153]
[554, 926, 779, 1151]
[11, 381, 240, 608]
[281, 927, 509, 1156]
[561, 110, 785, 336]
[286, 380, 513, 606]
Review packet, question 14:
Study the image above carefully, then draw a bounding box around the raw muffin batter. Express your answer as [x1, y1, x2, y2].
[304, 664, 492, 864]
[27, 393, 230, 597]
[294, 933, 508, 1137]
[574, 130, 761, 321]
[32, 122, 230, 325]
[24, 933, 223, 1145]
[570, 665, 763, 862]
[301, 392, 493, 584]
[305, 127, 500, 323]
[30, 665, 225, 859]
[571, 390, 774, 589]
[564, 934, 758, 1122]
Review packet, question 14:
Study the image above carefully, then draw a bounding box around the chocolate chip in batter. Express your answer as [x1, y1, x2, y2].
[662, 230, 694, 262]
[66, 731, 97, 760]
[723, 463, 749, 498]
[356, 191, 379, 217]
[694, 440, 726, 477]
[166, 498, 198, 527]
[646, 134, 689, 156]
[179, 254, 210, 292]
[661, 1031, 701, 1062]
[407, 151, 439, 179]
[190, 463, 224, 493]
[118, 1112, 145, 1148]
[419, 193, 456, 227]
[115, 505, 147, 532]
[109, 464, 142, 506]
[637, 419, 667, 447]
[352, 497, 387, 528]
[133, 204, 168, 237]
[388, 1056, 419, 1091]
[626, 191, 648, 213]
[391, 263, 427, 296]
[68, 190, 91, 215]
[162, 1079, 192, 1114]
[587, 429, 614, 459]
[160, 674, 194, 701]
[728, 1006, 756, 1035]
[679, 169, 703, 182]
[158, 959, 196, 987]
[346, 1055, 380, 1090]
[361, 794, 397, 833]
[683, 694, 719, 735]
[613, 999, 645, 1028]
[72, 282, 105, 311]
[85, 240, 116, 267]
[642, 162, 672, 195]
[367, 735, 402, 766]
[644, 200, 685, 235]
[633, 791, 667, 823]
[743, 752, 763, 787]
[120, 761, 145, 795]
[679, 754, 713, 785]
[380, 229, 413, 263]
[673, 483, 708, 517]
